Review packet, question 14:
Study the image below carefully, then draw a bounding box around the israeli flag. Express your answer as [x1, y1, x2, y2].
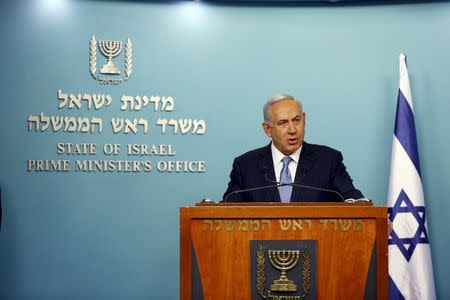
[387, 53, 436, 300]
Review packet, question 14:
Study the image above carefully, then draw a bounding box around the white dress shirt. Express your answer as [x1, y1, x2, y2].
[271, 143, 302, 183]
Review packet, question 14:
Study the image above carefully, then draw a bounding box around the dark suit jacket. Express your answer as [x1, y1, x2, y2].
[223, 142, 363, 202]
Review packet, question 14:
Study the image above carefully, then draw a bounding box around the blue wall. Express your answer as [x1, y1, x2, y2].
[1, 0, 449, 298]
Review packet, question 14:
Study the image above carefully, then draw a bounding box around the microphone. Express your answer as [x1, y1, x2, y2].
[223, 167, 346, 202]
[223, 182, 282, 202]
[262, 167, 346, 202]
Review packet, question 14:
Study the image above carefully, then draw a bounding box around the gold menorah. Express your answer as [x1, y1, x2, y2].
[99, 40, 123, 74]
[268, 250, 300, 292]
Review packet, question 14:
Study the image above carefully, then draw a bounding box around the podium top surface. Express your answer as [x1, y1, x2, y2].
[195, 201, 374, 207]
[180, 202, 387, 219]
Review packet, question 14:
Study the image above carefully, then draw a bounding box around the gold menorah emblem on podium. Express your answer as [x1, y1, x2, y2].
[268, 249, 300, 292]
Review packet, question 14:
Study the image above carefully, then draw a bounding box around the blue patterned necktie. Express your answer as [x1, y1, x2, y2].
[279, 156, 293, 202]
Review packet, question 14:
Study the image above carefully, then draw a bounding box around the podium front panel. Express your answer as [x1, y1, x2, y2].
[180, 204, 388, 300]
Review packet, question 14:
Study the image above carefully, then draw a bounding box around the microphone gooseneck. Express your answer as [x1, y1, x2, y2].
[224, 167, 346, 202]
[263, 167, 345, 201]
[223, 182, 281, 202]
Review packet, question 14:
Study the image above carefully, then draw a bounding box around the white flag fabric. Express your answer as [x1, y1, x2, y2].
[387, 53, 436, 300]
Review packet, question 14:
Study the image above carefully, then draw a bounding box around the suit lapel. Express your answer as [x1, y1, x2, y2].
[259, 144, 280, 202]
[291, 142, 315, 202]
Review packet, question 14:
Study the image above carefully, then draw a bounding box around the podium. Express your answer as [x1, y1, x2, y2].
[180, 202, 388, 300]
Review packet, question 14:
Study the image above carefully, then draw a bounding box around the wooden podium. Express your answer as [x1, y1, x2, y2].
[180, 202, 388, 300]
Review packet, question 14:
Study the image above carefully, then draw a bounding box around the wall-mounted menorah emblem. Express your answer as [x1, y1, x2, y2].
[89, 36, 133, 85]
[99, 40, 123, 74]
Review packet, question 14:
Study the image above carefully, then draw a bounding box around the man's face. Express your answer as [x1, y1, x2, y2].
[262, 99, 305, 156]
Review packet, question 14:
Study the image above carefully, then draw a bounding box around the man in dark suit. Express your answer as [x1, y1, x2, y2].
[223, 94, 363, 202]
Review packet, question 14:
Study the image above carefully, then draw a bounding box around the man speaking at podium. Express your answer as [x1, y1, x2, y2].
[223, 94, 364, 202]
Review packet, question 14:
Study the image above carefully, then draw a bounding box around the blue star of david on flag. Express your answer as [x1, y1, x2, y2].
[388, 189, 429, 262]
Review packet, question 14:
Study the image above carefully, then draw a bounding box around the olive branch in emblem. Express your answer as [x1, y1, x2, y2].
[256, 244, 267, 298]
[125, 38, 132, 80]
[89, 36, 97, 79]
[301, 249, 311, 297]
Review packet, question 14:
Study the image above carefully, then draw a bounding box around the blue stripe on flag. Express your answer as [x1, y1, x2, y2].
[394, 90, 421, 176]
[389, 276, 405, 300]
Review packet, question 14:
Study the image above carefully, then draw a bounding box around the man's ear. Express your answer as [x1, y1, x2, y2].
[262, 122, 272, 137]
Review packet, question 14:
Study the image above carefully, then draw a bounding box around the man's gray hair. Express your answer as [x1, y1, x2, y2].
[263, 94, 303, 123]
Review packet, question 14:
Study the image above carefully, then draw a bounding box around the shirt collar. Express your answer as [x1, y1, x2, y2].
[271, 142, 302, 165]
